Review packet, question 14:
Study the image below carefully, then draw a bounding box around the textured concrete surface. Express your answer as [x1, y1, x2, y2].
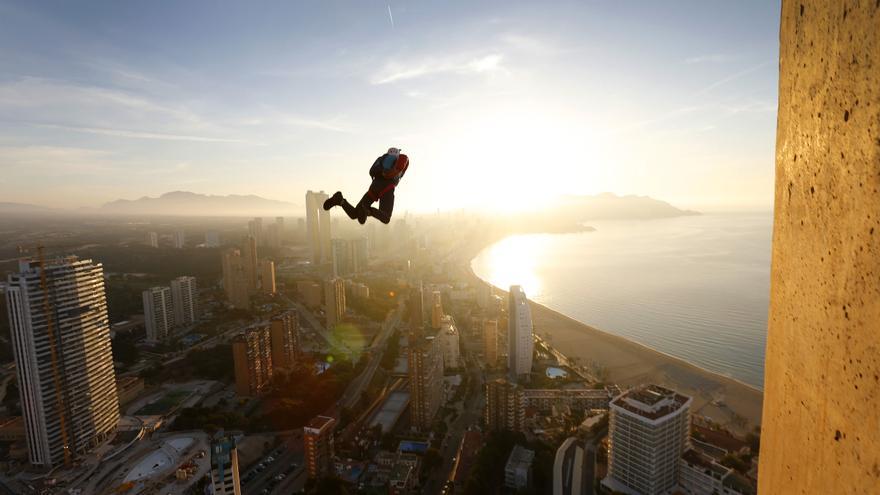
[759, 1, 880, 493]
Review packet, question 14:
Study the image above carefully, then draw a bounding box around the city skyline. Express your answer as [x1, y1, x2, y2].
[0, 1, 779, 212]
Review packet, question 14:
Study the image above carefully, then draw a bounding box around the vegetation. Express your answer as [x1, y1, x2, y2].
[463, 431, 554, 495]
[171, 406, 261, 433]
[140, 344, 234, 384]
[111, 332, 140, 366]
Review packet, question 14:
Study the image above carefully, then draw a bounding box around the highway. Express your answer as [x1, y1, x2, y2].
[241, 435, 305, 495]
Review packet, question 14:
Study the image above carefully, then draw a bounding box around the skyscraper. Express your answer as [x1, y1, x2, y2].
[270, 310, 299, 371]
[601, 385, 692, 495]
[484, 319, 498, 367]
[484, 378, 524, 433]
[146, 231, 159, 248]
[324, 277, 345, 328]
[304, 415, 336, 479]
[5, 257, 120, 467]
[205, 231, 221, 248]
[331, 238, 352, 277]
[232, 325, 273, 397]
[143, 286, 174, 343]
[259, 260, 276, 294]
[241, 236, 259, 292]
[305, 191, 332, 265]
[408, 285, 425, 332]
[431, 291, 444, 329]
[351, 237, 369, 273]
[170, 276, 198, 327]
[409, 333, 445, 431]
[221, 249, 250, 310]
[210, 431, 242, 495]
[248, 217, 263, 246]
[173, 230, 186, 249]
[439, 316, 460, 369]
[508, 285, 534, 383]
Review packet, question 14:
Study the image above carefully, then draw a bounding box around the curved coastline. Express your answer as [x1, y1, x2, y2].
[467, 241, 765, 431]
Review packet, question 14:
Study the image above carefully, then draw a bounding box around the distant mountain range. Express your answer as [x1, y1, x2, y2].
[552, 193, 700, 221]
[99, 191, 302, 216]
[0, 202, 57, 216]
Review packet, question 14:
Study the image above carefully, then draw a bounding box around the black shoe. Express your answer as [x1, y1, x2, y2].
[357, 205, 368, 224]
[323, 192, 343, 211]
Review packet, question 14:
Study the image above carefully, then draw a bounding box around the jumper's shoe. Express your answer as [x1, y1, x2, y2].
[323, 191, 343, 211]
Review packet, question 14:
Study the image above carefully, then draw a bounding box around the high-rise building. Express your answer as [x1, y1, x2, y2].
[248, 217, 263, 246]
[297, 280, 323, 309]
[259, 260, 276, 294]
[484, 378, 524, 433]
[146, 231, 159, 248]
[439, 316, 460, 369]
[408, 285, 425, 332]
[205, 231, 221, 248]
[232, 325, 273, 397]
[508, 285, 534, 383]
[221, 249, 250, 310]
[304, 415, 336, 479]
[5, 257, 120, 467]
[324, 277, 345, 328]
[241, 236, 259, 292]
[305, 191, 332, 265]
[170, 276, 198, 327]
[484, 319, 498, 367]
[143, 286, 174, 343]
[173, 230, 186, 249]
[351, 237, 369, 273]
[601, 385, 692, 495]
[270, 310, 299, 371]
[430, 291, 443, 329]
[504, 445, 535, 490]
[210, 431, 242, 495]
[408, 333, 444, 431]
[331, 239, 352, 277]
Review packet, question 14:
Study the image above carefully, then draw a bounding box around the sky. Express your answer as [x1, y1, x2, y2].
[0, 1, 781, 212]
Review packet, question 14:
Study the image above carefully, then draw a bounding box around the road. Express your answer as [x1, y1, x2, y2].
[242, 438, 305, 495]
[278, 294, 341, 352]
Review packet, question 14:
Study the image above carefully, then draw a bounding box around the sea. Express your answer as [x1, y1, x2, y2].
[470, 212, 772, 389]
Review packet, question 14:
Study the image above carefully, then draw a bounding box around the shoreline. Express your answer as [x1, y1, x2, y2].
[464, 240, 764, 432]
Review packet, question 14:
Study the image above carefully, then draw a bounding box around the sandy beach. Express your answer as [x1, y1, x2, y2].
[465, 265, 764, 434]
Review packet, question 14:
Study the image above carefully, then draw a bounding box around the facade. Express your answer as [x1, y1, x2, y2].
[504, 445, 535, 490]
[5, 257, 120, 467]
[408, 285, 425, 331]
[231, 325, 273, 397]
[602, 385, 692, 495]
[508, 285, 534, 382]
[172, 230, 186, 249]
[554, 437, 588, 495]
[210, 432, 242, 495]
[297, 280, 323, 309]
[484, 378, 524, 433]
[408, 334, 445, 431]
[170, 276, 198, 327]
[259, 259, 276, 294]
[143, 286, 174, 343]
[484, 319, 498, 367]
[241, 236, 259, 292]
[305, 191, 332, 264]
[430, 291, 443, 329]
[304, 415, 336, 479]
[205, 231, 221, 248]
[248, 217, 263, 247]
[116, 376, 145, 407]
[221, 248, 250, 310]
[146, 231, 159, 248]
[351, 237, 369, 273]
[270, 310, 299, 371]
[439, 316, 460, 369]
[331, 239, 353, 277]
[324, 277, 346, 328]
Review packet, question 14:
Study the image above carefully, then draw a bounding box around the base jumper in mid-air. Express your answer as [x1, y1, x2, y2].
[323, 147, 409, 224]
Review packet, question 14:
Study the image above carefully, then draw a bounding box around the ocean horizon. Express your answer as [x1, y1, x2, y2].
[471, 212, 772, 389]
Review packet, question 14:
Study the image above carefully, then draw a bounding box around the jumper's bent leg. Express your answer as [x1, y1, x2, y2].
[368, 190, 395, 224]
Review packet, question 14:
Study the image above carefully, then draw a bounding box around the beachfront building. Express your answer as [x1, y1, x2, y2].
[210, 431, 242, 495]
[485, 378, 525, 433]
[602, 384, 692, 495]
[508, 285, 534, 383]
[304, 415, 336, 479]
[6, 257, 120, 467]
[554, 437, 590, 495]
[522, 388, 614, 414]
[679, 448, 753, 495]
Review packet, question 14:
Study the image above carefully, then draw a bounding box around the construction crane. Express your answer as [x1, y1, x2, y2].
[36, 246, 73, 467]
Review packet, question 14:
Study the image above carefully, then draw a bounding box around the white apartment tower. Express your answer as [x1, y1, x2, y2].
[602, 385, 693, 495]
[508, 285, 534, 382]
[5, 257, 120, 467]
[210, 431, 242, 495]
[170, 276, 198, 327]
[305, 191, 332, 265]
[143, 286, 174, 343]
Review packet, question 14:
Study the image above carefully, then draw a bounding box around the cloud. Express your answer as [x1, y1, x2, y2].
[693, 61, 773, 96]
[371, 53, 505, 84]
[32, 123, 252, 143]
[0, 145, 118, 174]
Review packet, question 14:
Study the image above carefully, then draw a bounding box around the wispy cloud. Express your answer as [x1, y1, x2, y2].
[371, 53, 505, 84]
[32, 123, 252, 143]
[0, 145, 118, 174]
[693, 61, 772, 97]
[387, 4, 394, 28]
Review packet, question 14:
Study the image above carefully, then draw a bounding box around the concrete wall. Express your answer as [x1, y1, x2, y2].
[760, 1, 880, 493]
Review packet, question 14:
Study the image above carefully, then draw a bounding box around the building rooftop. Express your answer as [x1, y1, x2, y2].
[506, 445, 535, 471]
[611, 384, 691, 420]
[305, 415, 336, 434]
[682, 448, 730, 478]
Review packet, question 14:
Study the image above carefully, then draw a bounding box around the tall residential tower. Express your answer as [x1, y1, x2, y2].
[508, 285, 534, 382]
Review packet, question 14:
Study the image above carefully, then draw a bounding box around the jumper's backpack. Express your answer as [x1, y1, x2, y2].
[381, 153, 409, 180]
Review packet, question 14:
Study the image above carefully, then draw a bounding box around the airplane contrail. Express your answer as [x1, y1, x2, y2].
[387, 4, 394, 28]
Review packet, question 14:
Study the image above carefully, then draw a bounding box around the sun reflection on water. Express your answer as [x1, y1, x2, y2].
[481, 235, 548, 299]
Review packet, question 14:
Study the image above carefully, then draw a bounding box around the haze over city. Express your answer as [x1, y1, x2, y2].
[1, 1, 779, 212]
